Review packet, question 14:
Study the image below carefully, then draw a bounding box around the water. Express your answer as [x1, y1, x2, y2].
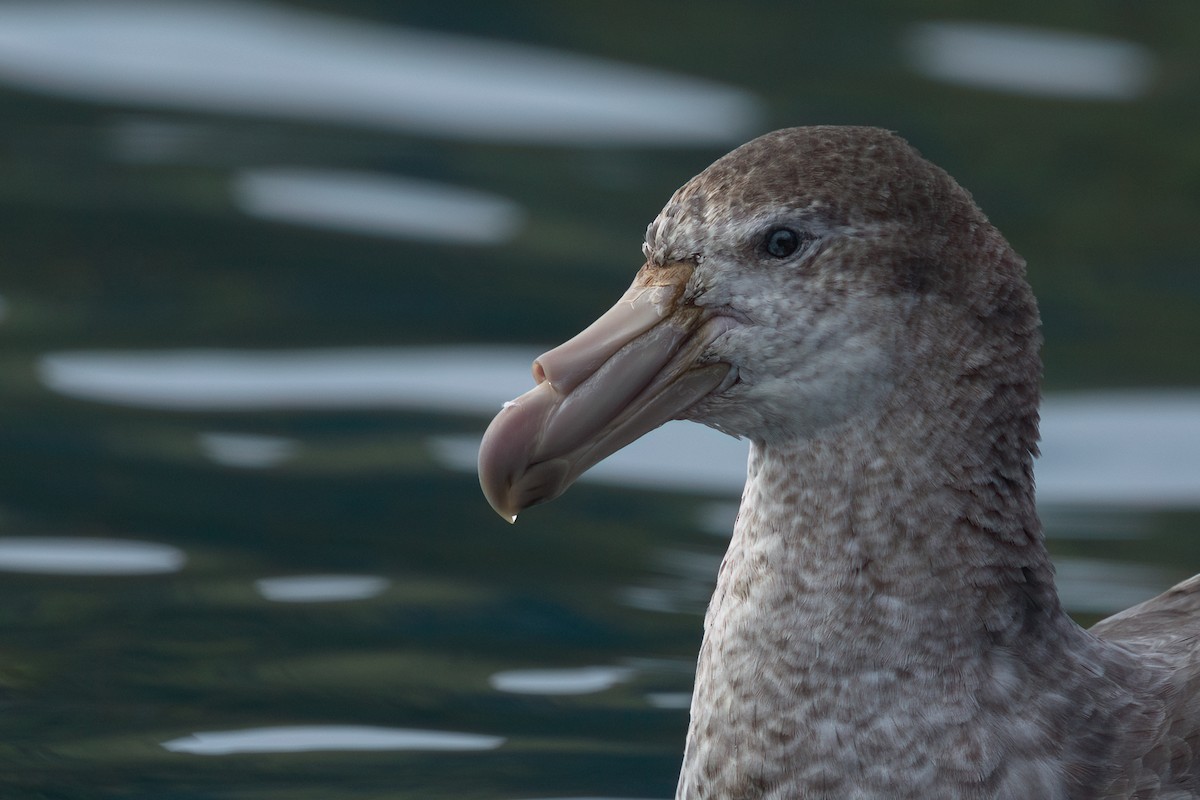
[1, 2, 1198, 798]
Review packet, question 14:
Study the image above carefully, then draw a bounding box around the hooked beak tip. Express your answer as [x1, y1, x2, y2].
[483, 484, 520, 524]
[480, 472, 521, 524]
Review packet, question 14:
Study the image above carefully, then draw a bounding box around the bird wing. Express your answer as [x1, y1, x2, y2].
[1093, 574, 1200, 657]
[1091, 574, 1200, 796]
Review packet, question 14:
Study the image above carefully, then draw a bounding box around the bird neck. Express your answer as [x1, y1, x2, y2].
[726, 363, 1063, 654]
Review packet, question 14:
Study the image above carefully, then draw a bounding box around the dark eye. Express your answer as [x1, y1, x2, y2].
[764, 227, 804, 259]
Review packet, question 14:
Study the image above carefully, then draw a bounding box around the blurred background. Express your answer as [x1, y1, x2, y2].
[0, 1, 1198, 798]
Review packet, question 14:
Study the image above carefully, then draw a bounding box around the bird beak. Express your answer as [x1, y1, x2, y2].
[478, 261, 735, 522]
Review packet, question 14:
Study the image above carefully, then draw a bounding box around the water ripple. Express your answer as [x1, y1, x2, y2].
[906, 21, 1155, 100]
[255, 575, 390, 603]
[232, 168, 525, 244]
[0, 537, 185, 575]
[490, 666, 633, 695]
[162, 724, 504, 755]
[0, 0, 759, 144]
[198, 432, 298, 469]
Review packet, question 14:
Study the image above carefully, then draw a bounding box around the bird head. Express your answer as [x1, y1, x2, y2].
[478, 126, 1038, 521]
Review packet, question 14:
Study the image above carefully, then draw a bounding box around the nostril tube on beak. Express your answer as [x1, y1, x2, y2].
[527, 281, 680, 396]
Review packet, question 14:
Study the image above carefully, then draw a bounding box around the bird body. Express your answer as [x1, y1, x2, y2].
[478, 127, 1200, 798]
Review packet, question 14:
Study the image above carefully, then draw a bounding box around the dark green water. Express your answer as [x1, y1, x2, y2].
[0, 3, 1198, 798]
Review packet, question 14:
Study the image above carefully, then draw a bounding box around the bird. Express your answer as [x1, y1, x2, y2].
[477, 126, 1200, 799]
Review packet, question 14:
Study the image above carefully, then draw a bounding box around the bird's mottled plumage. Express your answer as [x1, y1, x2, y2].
[478, 126, 1200, 798]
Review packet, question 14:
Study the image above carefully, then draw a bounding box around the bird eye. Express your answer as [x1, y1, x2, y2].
[763, 227, 804, 259]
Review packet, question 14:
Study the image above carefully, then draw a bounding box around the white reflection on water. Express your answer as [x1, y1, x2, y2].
[161, 724, 503, 755]
[35, 347, 1200, 508]
[38, 346, 538, 411]
[646, 692, 693, 710]
[233, 168, 524, 244]
[198, 432, 298, 469]
[906, 22, 1155, 100]
[490, 666, 633, 695]
[0, 537, 185, 575]
[255, 574, 390, 603]
[0, 1, 758, 145]
[1040, 393, 1200, 507]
